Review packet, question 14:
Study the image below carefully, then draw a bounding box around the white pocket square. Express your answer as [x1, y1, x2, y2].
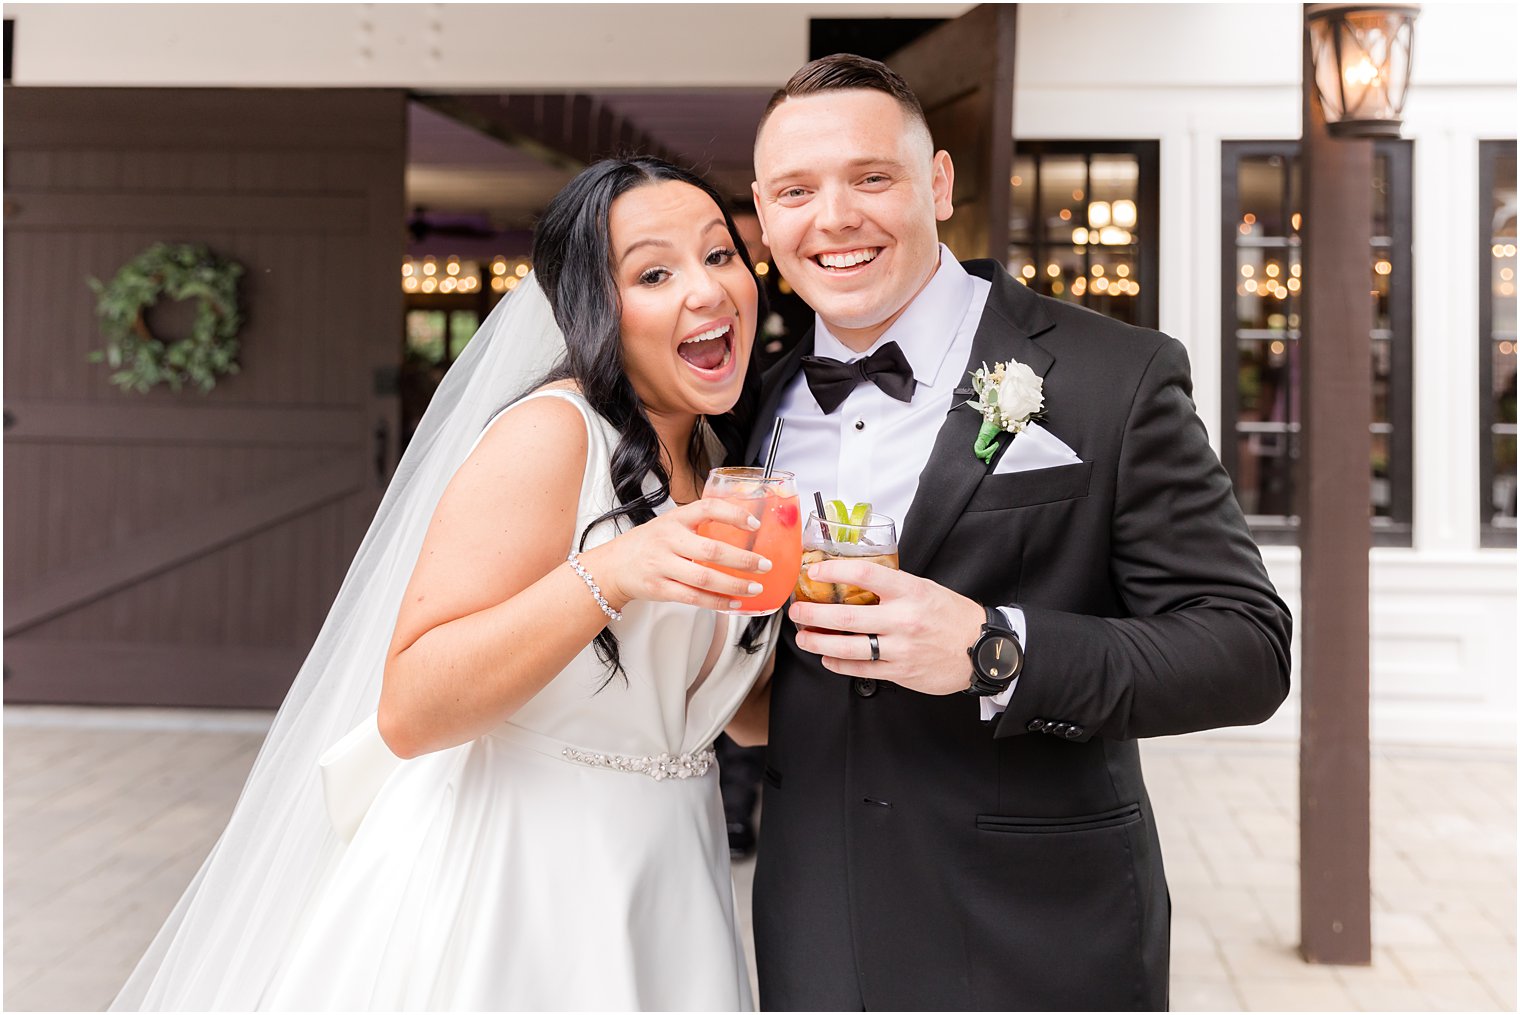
[991, 422, 1083, 475]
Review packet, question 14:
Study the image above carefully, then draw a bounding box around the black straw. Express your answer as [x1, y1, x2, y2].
[813, 491, 833, 543]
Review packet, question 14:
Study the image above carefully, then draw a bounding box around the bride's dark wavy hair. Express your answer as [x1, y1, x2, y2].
[532, 156, 769, 682]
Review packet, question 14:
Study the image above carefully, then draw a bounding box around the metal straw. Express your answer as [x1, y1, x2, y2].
[761, 417, 785, 478]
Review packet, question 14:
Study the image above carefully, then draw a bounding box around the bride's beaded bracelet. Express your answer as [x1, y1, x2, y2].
[567, 552, 623, 622]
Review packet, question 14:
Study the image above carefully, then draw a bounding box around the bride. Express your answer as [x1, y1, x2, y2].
[112, 156, 778, 1011]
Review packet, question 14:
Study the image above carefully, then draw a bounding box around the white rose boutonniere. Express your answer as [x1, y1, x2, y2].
[967, 358, 1045, 463]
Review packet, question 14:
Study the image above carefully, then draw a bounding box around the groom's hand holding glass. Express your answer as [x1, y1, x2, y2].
[789, 556, 987, 695]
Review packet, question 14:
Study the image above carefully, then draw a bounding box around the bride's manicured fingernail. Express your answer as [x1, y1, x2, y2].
[729, 600, 744, 610]
[747, 515, 761, 529]
[757, 557, 773, 573]
[746, 582, 764, 596]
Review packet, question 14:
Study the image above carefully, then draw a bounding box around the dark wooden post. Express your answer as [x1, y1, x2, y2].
[1298, 4, 1373, 965]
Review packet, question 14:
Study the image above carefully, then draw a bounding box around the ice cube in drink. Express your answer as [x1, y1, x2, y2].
[793, 509, 900, 606]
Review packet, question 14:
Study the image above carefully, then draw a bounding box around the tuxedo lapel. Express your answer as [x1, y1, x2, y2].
[744, 330, 814, 464]
[899, 262, 1057, 577]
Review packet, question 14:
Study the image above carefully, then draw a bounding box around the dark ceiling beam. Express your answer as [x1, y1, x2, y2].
[414, 92, 678, 173]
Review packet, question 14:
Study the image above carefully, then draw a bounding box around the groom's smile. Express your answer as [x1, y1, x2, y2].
[753, 88, 954, 352]
[814, 247, 881, 271]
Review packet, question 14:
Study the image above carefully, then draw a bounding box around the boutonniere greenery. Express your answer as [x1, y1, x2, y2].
[967, 358, 1045, 463]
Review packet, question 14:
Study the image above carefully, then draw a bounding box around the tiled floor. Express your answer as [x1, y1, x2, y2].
[4, 706, 1514, 1011]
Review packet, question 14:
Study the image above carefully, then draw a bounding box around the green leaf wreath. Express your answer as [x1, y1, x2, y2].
[87, 243, 245, 394]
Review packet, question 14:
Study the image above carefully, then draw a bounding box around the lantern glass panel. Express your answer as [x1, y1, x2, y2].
[1308, 7, 1418, 136]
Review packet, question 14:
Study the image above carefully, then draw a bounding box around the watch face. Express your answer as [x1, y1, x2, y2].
[975, 636, 1019, 681]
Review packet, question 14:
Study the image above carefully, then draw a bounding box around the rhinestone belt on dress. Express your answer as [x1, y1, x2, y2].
[560, 746, 716, 781]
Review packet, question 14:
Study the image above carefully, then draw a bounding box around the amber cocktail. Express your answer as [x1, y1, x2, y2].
[793, 511, 900, 607]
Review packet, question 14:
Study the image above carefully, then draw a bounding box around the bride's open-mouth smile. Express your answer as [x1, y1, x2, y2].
[676, 317, 738, 381]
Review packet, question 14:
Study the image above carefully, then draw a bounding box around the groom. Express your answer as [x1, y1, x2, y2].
[745, 55, 1292, 1011]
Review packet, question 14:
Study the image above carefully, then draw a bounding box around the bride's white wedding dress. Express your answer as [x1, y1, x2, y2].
[233, 389, 763, 1011]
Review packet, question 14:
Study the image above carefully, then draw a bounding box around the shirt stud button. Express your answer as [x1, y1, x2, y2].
[854, 419, 865, 431]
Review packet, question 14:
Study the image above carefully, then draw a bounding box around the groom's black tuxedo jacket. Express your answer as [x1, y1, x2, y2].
[747, 260, 1292, 1012]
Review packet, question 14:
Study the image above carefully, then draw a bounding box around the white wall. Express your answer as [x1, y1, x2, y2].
[5, 2, 972, 88]
[8, 1, 1516, 743]
[1014, 3, 1517, 744]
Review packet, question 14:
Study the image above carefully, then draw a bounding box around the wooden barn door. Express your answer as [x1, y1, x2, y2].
[887, 3, 1017, 260]
[3, 88, 405, 708]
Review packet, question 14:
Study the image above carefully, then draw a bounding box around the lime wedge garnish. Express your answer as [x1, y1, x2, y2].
[848, 502, 871, 527]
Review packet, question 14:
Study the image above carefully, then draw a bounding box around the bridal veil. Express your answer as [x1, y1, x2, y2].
[111, 276, 567, 1010]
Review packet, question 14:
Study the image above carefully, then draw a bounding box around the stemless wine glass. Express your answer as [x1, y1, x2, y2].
[696, 467, 803, 616]
[793, 511, 900, 606]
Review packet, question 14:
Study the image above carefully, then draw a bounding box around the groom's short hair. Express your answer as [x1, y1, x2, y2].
[757, 53, 929, 141]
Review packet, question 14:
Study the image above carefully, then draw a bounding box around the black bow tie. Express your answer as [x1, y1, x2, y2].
[800, 341, 917, 414]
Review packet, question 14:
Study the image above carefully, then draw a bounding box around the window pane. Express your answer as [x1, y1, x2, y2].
[1225, 141, 1408, 540]
[1234, 430, 1298, 520]
[1372, 337, 1393, 425]
[406, 310, 447, 365]
[1497, 340, 1518, 426]
[1372, 153, 1391, 240]
[1039, 157, 1086, 244]
[1371, 245, 1395, 332]
[1493, 150, 1518, 338]
[1008, 143, 1157, 331]
[1234, 248, 1298, 331]
[1237, 156, 1290, 239]
[1494, 340, 1517, 528]
[1237, 337, 1297, 424]
[1371, 430, 1393, 518]
[1007, 244, 1036, 286]
[1009, 155, 1036, 242]
[449, 310, 480, 360]
[1083, 246, 1142, 325]
[1033, 247, 1086, 303]
[1486, 148, 1517, 531]
[1494, 433, 1517, 526]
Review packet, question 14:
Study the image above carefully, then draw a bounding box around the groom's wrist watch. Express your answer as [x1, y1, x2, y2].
[964, 606, 1023, 697]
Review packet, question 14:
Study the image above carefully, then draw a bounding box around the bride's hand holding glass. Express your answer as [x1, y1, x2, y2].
[578, 499, 773, 614]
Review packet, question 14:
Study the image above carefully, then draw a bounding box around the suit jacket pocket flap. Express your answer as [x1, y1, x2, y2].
[976, 802, 1141, 834]
[966, 460, 1094, 512]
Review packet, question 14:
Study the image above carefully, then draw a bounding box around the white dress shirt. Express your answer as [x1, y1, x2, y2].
[769, 246, 1023, 720]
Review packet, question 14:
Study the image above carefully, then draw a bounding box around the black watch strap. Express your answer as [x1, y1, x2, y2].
[965, 606, 1022, 696]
